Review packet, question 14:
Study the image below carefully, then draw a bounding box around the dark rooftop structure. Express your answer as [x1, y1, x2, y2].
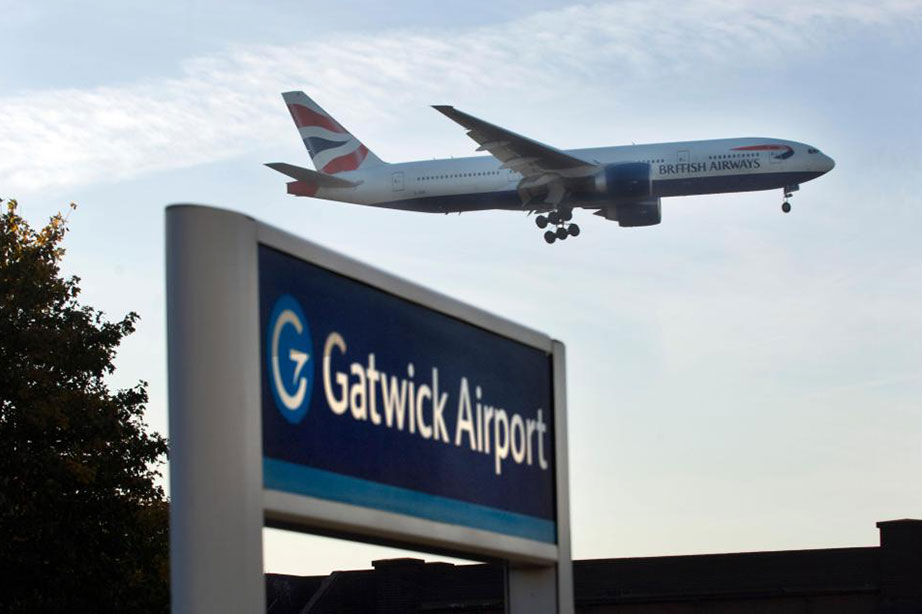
[266, 518, 922, 613]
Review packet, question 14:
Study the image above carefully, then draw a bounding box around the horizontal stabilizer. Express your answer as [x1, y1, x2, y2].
[265, 163, 360, 188]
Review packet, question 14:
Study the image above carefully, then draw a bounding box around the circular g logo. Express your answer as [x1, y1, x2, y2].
[267, 294, 314, 423]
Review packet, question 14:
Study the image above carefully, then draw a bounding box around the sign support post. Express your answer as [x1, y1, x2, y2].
[506, 340, 573, 614]
[167, 207, 265, 612]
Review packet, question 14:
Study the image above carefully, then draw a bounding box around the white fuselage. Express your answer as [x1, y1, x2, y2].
[301, 137, 835, 213]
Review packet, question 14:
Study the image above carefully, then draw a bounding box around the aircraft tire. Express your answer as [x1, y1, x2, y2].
[568, 223, 581, 237]
[561, 207, 573, 221]
[782, 201, 791, 213]
[536, 215, 548, 229]
[548, 211, 560, 225]
[556, 227, 568, 240]
[544, 230, 557, 244]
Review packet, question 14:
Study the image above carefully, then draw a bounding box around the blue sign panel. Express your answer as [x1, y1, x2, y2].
[259, 245, 556, 543]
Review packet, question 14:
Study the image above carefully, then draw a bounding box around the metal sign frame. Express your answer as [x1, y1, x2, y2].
[167, 204, 572, 613]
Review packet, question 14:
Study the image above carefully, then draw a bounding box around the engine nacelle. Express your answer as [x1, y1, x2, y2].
[594, 162, 653, 199]
[596, 198, 662, 227]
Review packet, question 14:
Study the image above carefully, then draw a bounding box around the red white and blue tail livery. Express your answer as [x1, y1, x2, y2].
[282, 91, 385, 175]
[267, 91, 835, 244]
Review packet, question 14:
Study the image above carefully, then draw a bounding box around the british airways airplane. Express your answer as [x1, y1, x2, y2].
[267, 91, 835, 244]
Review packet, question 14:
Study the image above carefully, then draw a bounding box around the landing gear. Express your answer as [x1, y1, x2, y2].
[536, 209, 581, 244]
[781, 184, 798, 214]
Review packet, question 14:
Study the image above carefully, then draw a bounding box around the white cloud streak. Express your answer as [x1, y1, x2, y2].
[1, 0, 918, 194]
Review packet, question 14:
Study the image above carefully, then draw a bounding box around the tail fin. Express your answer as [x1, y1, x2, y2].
[282, 91, 386, 174]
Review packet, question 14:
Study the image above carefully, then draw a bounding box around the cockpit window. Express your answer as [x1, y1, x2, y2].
[807, 148, 820, 154]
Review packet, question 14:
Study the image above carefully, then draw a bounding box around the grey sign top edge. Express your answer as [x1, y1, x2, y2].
[166, 204, 556, 354]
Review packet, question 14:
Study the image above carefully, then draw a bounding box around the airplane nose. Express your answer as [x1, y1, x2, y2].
[823, 154, 835, 173]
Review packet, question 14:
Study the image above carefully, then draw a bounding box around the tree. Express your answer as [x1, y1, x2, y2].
[0, 199, 169, 613]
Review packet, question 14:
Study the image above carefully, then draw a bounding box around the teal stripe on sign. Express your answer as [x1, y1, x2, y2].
[263, 458, 556, 544]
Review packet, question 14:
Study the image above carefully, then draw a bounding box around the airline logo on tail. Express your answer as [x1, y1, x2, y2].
[282, 91, 384, 174]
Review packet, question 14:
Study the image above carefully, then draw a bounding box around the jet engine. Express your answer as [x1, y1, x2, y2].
[589, 162, 660, 226]
[595, 198, 662, 227]
[594, 162, 653, 199]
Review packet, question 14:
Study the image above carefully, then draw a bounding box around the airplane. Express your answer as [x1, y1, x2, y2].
[267, 91, 835, 244]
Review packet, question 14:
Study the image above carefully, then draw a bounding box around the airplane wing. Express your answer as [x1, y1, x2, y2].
[265, 162, 361, 188]
[432, 106, 596, 179]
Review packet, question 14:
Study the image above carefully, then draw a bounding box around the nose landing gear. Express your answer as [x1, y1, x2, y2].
[537, 207, 580, 244]
[781, 184, 799, 214]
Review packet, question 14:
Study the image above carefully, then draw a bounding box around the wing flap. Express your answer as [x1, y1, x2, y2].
[476, 140, 510, 152]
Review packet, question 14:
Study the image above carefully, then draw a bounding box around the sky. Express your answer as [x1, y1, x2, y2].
[3, 0, 921, 576]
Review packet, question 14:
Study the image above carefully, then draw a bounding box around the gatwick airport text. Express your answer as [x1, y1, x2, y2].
[322, 331, 550, 476]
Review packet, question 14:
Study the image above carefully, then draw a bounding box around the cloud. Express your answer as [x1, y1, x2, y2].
[1, 0, 918, 194]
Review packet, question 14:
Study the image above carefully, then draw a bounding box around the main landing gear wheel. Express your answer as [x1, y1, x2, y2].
[537, 206, 581, 244]
[782, 201, 791, 213]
